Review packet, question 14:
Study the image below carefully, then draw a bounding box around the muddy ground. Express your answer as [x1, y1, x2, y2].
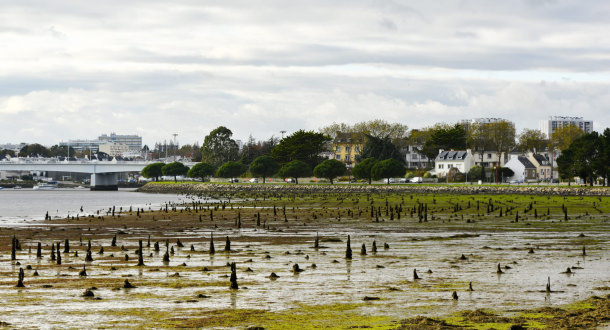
[1, 189, 609, 329]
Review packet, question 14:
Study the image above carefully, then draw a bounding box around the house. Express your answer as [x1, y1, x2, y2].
[504, 155, 537, 182]
[332, 132, 364, 167]
[527, 153, 554, 181]
[405, 145, 432, 168]
[471, 151, 506, 168]
[434, 149, 474, 177]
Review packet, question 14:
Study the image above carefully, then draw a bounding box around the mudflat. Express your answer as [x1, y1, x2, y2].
[1, 187, 609, 328]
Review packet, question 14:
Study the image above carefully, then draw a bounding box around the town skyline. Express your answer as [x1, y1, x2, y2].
[2, 1, 610, 145]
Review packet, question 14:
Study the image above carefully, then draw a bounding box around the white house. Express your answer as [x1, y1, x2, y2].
[504, 155, 537, 182]
[434, 149, 474, 177]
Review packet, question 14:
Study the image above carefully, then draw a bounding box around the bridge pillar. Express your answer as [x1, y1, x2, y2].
[91, 173, 119, 191]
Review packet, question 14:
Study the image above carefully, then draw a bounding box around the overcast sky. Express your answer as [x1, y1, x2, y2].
[2, 0, 609, 147]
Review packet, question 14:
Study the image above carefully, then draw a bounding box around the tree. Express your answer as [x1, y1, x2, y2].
[249, 156, 280, 184]
[517, 129, 548, 153]
[467, 165, 484, 182]
[49, 145, 76, 158]
[352, 157, 378, 184]
[482, 120, 516, 183]
[319, 119, 408, 145]
[270, 130, 330, 169]
[360, 134, 404, 163]
[187, 162, 216, 182]
[549, 124, 584, 152]
[200, 126, 240, 167]
[277, 160, 311, 184]
[162, 162, 189, 182]
[313, 159, 346, 184]
[18, 144, 51, 157]
[593, 128, 610, 186]
[371, 159, 405, 184]
[569, 132, 600, 186]
[216, 161, 246, 181]
[495, 167, 515, 182]
[141, 162, 165, 181]
[557, 149, 576, 185]
[421, 124, 467, 161]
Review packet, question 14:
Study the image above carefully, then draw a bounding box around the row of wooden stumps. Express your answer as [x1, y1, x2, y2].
[11, 233, 585, 301]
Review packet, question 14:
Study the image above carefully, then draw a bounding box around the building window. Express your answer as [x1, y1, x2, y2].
[412, 154, 418, 159]
[336, 146, 341, 152]
[438, 164, 444, 169]
[355, 146, 360, 153]
[345, 155, 350, 162]
[345, 146, 351, 153]
[335, 155, 341, 160]
[487, 153, 492, 159]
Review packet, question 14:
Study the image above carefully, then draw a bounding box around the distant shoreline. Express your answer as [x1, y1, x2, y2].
[138, 182, 610, 196]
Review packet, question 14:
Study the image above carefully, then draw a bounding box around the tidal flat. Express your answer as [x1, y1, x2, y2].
[1, 188, 609, 329]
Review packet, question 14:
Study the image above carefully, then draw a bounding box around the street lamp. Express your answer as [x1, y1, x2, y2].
[172, 133, 178, 160]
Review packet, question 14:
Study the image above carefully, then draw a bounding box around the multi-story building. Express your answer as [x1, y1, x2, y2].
[60, 133, 143, 154]
[59, 139, 101, 153]
[539, 116, 593, 138]
[98, 133, 142, 152]
[332, 132, 364, 167]
[472, 151, 506, 168]
[404, 145, 432, 168]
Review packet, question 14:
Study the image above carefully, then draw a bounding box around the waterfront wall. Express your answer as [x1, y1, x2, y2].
[138, 183, 610, 196]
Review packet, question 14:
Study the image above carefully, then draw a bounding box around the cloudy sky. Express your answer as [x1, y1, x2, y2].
[2, 0, 609, 147]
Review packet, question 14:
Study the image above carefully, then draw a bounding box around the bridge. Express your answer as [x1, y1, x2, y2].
[0, 159, 197, 190]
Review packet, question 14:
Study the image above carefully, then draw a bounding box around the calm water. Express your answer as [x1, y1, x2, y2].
[0, 188, 195, 224]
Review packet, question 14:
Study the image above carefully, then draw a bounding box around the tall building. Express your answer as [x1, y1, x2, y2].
[98, 133, 142, 152]
[60, 133, 143, 154]
[59, 139, 101, 153]
[539, 116, 593, 138]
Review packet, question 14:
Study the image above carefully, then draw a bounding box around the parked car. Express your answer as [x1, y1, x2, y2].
[509, 179, 523, 184]
[285, 178, 295, 183]
[410, 177, 423, 183]
[228, 178, 239, 183]
[249, 178, 258, 183]
[399, 178, 408, 183]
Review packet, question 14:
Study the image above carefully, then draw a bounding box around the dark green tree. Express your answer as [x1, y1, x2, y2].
[249, 156, 280, 184]
[18, 144, 51, 157]
[467, 165, 484, 182]
[351, 157, 378, 184]
[371, 159, 406, 184]
[49, 145, 76, 158]
[162, 162, 189, 182]
[570, 132, 600, 186]
[557, 148, 576, 185]
[592, 128, 610, 186]
[200, 126, 240, 167]
[270, 130, 330, 168]
[360, 134, 404, 163]
[277, 160, 311, 184]
[421, 124, 467, 160]
[141, 162, 165, 181]
[187, 162, 216, 182]
[216, 161, 247, 182]
[313, 159, 346, 184]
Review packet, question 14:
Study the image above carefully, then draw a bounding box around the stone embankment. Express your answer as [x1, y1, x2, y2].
[138, 183, 610, 196]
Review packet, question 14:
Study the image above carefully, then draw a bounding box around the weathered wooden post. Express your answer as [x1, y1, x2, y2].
[346, 235, 352, 259]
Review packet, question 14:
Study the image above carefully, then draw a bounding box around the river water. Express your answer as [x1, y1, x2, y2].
[0, 188, 192, 224]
